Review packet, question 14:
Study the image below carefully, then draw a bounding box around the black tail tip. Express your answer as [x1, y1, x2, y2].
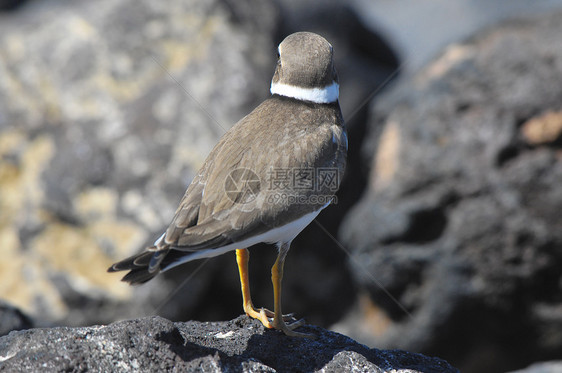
[108, 247, 170, 284]
[120, 268, 160, 285]
[107, 264, 119, 273]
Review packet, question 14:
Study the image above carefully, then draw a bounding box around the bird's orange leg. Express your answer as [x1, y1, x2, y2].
[236, 248, 274, 326]
[269, 242, 313, 338]
[235, 248, 296, 327]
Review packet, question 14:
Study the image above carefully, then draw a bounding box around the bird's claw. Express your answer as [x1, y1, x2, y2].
[273, 318, 315, 339]
[258, 308, 296, 323]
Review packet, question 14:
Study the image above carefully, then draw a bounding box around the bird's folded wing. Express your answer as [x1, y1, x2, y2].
[164, 173, 205, 243]
[162, 99, 345, 252]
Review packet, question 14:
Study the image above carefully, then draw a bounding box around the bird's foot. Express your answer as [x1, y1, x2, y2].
[260, 308, 297, 322]
[244, 305, 296, 324]
[272, 317, 315, 339]
[244, 304, 313, 338]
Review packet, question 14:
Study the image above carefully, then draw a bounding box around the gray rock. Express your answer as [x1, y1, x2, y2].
[338, 11, 562, 373]
[351, 0, 562, 73]
[0, 315, 458, 372]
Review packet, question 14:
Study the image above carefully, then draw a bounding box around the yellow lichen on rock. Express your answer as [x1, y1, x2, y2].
[0, 133, 63, 317]
[31, 219, 145, 300]
[0, 133, 54, 227]
[416, 44, 476, 86]
[372, 120, 401, 192]
[0, 227, 31, 310]
[521, 110, 562, 146]
[0, 133, 144, 318]
[0, 226, 68, 320]
[0, 161, 22, 227]
[0, 128, 25, 155]
[75, 187, 119, 220]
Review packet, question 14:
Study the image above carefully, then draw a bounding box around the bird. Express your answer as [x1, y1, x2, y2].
[108, 31, 347, 338]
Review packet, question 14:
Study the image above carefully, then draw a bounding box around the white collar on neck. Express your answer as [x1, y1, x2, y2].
[270, 81, 339, 104]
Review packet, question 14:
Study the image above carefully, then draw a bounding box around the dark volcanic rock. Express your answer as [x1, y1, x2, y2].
[0, 315, 458, 372]
[0, 302, 32, 337]
[0, 0, 26, 11]
[338, 11, 562, 373]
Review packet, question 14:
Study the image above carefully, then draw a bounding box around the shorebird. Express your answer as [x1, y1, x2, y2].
[109, 32, 347, 337]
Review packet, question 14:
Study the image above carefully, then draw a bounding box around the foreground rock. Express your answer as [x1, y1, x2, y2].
[339, 11, 562, 373]
[0, 316, 457, 372]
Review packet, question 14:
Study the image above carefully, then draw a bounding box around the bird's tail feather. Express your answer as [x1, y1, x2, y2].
[108, 246, 170, 285]
[108, 243, 208, 285]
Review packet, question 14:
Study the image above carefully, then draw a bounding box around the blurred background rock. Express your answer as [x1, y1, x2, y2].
[0, 1, 561, 372]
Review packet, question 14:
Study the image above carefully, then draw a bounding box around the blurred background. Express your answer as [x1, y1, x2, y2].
[1, 0, 562, 372]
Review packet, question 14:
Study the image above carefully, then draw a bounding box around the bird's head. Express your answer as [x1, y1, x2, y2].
[270, 32, 339, 104]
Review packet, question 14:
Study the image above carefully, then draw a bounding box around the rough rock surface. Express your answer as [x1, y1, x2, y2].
[0, 315, 458, 372]
[338, 11, 562, 373]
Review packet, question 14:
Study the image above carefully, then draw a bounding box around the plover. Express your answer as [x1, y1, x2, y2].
[109, 32, 347, 338]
